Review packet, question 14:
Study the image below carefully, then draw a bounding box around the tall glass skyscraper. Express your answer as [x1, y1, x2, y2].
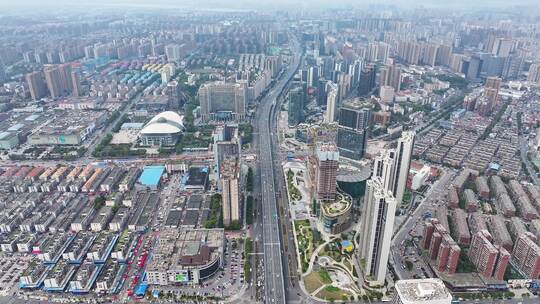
[287, 85, 305, 126]
[336, 99, 371, 160]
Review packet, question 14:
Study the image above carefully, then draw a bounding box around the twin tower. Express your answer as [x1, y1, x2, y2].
[359, 131, 415, 285]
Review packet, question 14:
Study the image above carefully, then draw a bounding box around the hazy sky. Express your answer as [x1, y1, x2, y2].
[0, 0, 538, 13]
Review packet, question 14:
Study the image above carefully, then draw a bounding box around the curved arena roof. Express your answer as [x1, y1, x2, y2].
[140, 111, 184, 135]
[336, 162, 372, 183]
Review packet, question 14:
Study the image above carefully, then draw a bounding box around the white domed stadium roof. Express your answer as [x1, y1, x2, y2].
[140, 111, 184, 135]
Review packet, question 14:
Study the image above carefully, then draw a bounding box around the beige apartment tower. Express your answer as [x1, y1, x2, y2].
[315, 143, 339, 201]
[221, 156, 240, 227]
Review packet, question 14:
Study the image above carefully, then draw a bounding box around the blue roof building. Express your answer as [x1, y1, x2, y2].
[137, 165, 165, 190]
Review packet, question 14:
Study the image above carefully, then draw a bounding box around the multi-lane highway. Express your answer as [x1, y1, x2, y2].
[254, 34, 301, 304]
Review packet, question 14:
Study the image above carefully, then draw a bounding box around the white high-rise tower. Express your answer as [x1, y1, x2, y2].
[373, 131, 415, 205]
[359, 177, 397, 285]
[358, 131, 414, 285]
[325, 83, 339, 123]
[391, 131, 415, 206]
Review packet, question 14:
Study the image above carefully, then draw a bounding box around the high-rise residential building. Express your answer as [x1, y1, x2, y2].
[494, 248, 511, 281]
[161, 68, 172, 83]
[379, 66, 389, 87]
[34, 51, 47, 64]
[44, 65, 71, 99]
[528, 63, 540, 83]
[492, 38, 513, 57]
[321, 56, 335, 79]
[373, 149, 398, 193]
[359, 176, 396, 285]
[348, 59, 363, 87]
[93, 43, 109, 59]
[165, 44, 183, 61]
[366, 43, 379, 62]
[264, 55, 282, 78]
[379, 64, 401, 92]
[474, 96, 493, 117]
[287, 85, 305, 126]
[421, 44, 438, 67]
[25, 71, 48, 100]
[59, 63, 73, 92]
[0, 60, 6, 83]
[71, 71, 82, 97]
[299, 69, 308, 83]
[358, 132, 412, 283]
[379, 85, 395, 103]
[138, 42, 152, 57]
[23, 51, 35, 63]
[337, 73, 352, 99]
[484, 76, 501, 107]
[512, 232, 540, 279]
[436, 235, 460, 273]
[484, 35, 497, 53]
[167, 81, 182, 110]
[450, 53, 466, 73]
[152, 43, 164, 56]
[314, 143, 339, 201]
[422, 218, 460, 274]
[453, 209, 471, 245]
[489, 215, 514, 252]
[485, 76, 502, 92]
[307, 66, 319, 87]
[502, 55, 523, 80]
[325, 82, 339, 123]
[397, 41, 421, 65]
[317, 78, 328, 106]
[475, 76, 502, 116]
[393, 279, 452, 304]
[435, 45, 453, 67]
[372, 131, 415, 206]
[466, 55, 483, 80]
[116, 45, 133, 59]
[481, 55, 505, 77]
[357, 45, 367, 60]
[336, 99, 371, 160]
[469, 230, 509, 280]
[391, 131, 415, 206]
[43, 66, 60, 98]
[198, 82, 247, 122]
[376, 42, 390, 63]
[422, 220, 436, 250]
[214, 125, 241, 180]
[46, 51, 60, 64]
[84, 46, 94, 59]
[358, 64, 376, 96]
[221, 156, 240, 227]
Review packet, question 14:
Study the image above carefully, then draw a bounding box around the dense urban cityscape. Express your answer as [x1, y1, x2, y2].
[0, 0, 540, 303]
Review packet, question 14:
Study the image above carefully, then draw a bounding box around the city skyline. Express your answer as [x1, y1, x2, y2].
[0, 2, 539, 303]
[1, 0, 540, 12]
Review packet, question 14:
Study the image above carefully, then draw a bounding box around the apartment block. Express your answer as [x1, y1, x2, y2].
[512, 232, 540, 279]
[469, 230, 509, 280]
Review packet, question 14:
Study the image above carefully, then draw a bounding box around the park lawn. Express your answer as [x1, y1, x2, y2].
[304, 272, 325, 294]
[286, 170, 303, 201]
[294, 220, 314, 272]
[316, 286, 351, 301]
[318, 270, 332, 284]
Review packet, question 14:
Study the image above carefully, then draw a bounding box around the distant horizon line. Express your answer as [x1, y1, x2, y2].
[0, 1, 539, 14]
